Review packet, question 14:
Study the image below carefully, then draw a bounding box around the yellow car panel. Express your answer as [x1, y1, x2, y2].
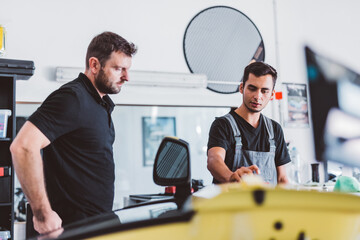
[89, 183, 360, 240]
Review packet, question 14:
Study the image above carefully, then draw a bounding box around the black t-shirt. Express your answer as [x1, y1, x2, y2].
[28, 73, 115, 224]
[207, 110, 290, 176]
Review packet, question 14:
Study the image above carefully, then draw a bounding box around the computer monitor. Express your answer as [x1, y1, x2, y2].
[305, 46, 360, 168]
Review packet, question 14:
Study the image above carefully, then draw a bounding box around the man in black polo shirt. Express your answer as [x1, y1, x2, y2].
[10, 32, 137, 235]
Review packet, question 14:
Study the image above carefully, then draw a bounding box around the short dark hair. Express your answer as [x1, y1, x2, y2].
[85, 31, 137, 69]
[243, 62, 277, 89]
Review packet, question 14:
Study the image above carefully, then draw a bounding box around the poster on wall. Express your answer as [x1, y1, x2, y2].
[282, 83, 309, 128]
[142, 117, 176, 166]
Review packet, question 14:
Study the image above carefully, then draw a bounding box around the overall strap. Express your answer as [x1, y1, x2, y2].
[262, 114, 276, 151]
[224, 113, 242, 171]
[224, 113, 240, 137]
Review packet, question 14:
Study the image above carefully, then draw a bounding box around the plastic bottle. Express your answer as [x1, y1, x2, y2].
[290, 147, 301, 184]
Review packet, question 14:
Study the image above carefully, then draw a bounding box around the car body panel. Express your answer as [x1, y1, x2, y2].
[86, 183, 360, 240]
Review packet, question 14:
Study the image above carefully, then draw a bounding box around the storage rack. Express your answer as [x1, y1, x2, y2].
[0, 58, 34, 239]
[0, 74, 16, 239]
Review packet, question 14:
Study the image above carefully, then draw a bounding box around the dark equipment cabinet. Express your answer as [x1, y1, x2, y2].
[0, 58, 34, 239]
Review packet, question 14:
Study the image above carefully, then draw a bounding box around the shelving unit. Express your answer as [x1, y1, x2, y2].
[0, 74, 15, 239]
[0, 58, 34, 239]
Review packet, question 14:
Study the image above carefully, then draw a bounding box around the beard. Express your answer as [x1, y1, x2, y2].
[94, 68, 121, 95]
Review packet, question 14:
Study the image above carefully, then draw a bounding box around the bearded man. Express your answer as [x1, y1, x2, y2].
[11, 32, 137, 235]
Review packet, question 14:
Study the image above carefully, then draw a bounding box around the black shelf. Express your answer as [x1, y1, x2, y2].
[0, 203, 12, 207]
[0, 138, 11, 141]
[0, 59, 35, 239]
[0, 59, 34, 240]
[0, 74, 15, 238]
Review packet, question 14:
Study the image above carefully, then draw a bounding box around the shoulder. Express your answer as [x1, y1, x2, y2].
[261, 115, 285, 138]
[208, 113, 235, 150]
[58, 78, 85, 96]
[261, 115, 282, 130]
[37, 82, 83, 118]
[211, 114, 232, 131]
[268, 118, 286, 142]
[214, 114, 231, 123]
[270, 118, 283, 132]
[46, 87, 80, 108]
[28, 82, 82, 141]
[51, 78, 87, 102]
[209, 113, 235, 137]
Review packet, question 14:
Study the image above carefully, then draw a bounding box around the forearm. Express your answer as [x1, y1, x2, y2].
[10, 121, 61, 234]
[276, 165, 289, 184]
[207, 156, 233, 183]
[12, 148, 62, 234]
[11, 146, 52, 216]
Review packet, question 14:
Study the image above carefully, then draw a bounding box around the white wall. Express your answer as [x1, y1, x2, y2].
[275, 0, 360, 182]
[1, 0, 277, 108]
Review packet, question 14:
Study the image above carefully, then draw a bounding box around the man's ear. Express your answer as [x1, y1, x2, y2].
[270, 89, 275, 100]
[88, 57, 100, 75]
[239, 82, 244, 94]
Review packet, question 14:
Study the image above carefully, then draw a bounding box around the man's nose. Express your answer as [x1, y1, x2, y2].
[254, 90, 262, 100]
[122, 71, 129, 82]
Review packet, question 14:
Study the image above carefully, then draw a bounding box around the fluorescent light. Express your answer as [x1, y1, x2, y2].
[207, 80, 240, 85]
[129, 70, 207, 88]
[56, 67, 207, 88]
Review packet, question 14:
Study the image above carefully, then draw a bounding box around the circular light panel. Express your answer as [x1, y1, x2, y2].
[184, 6, 265, 94]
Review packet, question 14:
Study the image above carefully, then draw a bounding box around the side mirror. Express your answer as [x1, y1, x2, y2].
[153, 137, 191, 204]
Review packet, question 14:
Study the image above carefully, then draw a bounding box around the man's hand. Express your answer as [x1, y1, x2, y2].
[277, 175, 289, 184]
[33, 210, 62, 235]
[229, 165, 260, 182]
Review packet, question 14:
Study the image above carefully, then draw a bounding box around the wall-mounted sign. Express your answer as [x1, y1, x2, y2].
[142, 117, 176, 166]
[282, 83, 310, 128]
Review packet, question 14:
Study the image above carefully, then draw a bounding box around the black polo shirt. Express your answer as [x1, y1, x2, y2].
[28, 73, 115, 224]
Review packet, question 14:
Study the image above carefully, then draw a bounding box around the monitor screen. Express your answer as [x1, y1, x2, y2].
[305, 46, 360, 168]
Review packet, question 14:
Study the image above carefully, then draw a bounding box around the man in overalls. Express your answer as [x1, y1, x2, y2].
[207, 62, 290, 185]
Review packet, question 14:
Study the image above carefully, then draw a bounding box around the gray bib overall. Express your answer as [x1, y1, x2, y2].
[224, 113, 277, 185]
